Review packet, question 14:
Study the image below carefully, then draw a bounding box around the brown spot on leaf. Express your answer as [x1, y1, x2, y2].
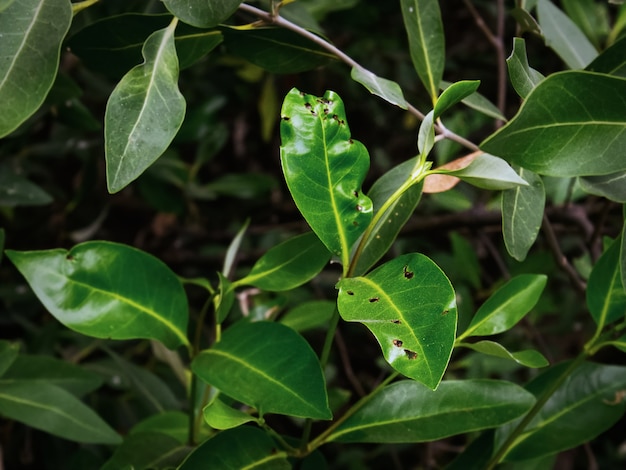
[391, 319, 401, 324]
[281, 116, 290, 121]
[404, 349, 418, 360]
[392, 339, 403, 347]
[346, 290, 354, 296]
[442, 309, 450, 316]
[369, 297, 379, 303]
[403, 266, 414, 279]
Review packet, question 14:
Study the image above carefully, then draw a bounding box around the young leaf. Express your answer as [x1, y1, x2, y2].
[105, 19, 186, 193]
[178, 426, 290, 470]
[579, 170, 626, 203]
[280, 88, 373, 269]
[418, 110, 435, 156]
[438, 153, 529, 190]
[101, 432, 188, 470]
[507, 38, 545, 99]
[203, 397, 258, 430]
[459, 274, 547, 340]
[6, 241, 189, 350]
[434, 80, 480, 118]
[400, 0, 445, 100]
[328, 380, 535, 443]
[536, 0, 597, 69]
[458, 341, 549, 368]
[0, 341, 19, 378]
[586, 237, 626, 327]
[337, 253, 457, 390]
[481, 71, 626, 177]
[0, 380, 121, 444]
[163, 0, 242, 28]
[279, 300, 336, 332]
[496, 361, 626, 462]
[192, 321, 331, 419]
[233, 232, 331, 291]
[215, 273, 234, 324]
[502, 167, 546, 261]
[441, 80, 507, 121]
[0, 0, 72, 138]
[350, 66, 408, 109]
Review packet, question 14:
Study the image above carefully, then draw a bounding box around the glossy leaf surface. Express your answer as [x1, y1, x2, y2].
[440, 153, 528, 190]
[203, 397, 257, 430]
[586, 36, 626, 78]
[400, 0, 444, 100]
[329, 380, 535, 443]
[459, 341, 549, 368]
[434, 80, 480, 117]
[163, 0, 241, 28]
[101, 432, 188, 470]
[280, 88, 372, 268]
[179, 426, 289, 470]
[337, 253, 457, 389]
[234, 232, 331, 291]
[579, 171, 626, 202]
[497, 361, 626, 461]
[215, 273, 234, 324]
[502, 168, 545, 261]
[6, 241, 189, 350]
[192, 321, 331, 419]
[0, 0, 72, 137]
[507, 38, 545, 98]
[586, 237, 626, 327]
[350, 66, 407, 109]
[459, 274, 547, 339]
[105, 21, 186, 193]
[0, 380, 121, 444]
[481, 71, 626, 177]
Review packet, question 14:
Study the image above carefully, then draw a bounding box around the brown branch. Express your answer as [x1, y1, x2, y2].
[335, 327, 367, 398]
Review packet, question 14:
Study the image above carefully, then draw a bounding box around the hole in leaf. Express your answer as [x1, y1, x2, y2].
[442, 309, 450, 316]
[304, 102, 312, 109]
[403, 266, 414, 279]
[346, 290, 354, 296]
[349, 138, 354, 144]
[369, 297, 379, 303]
[353, 190, 359, 197]
[352, 221, 359, 226]
[356, 204, 363, 211]
[392, 339, 403, 347]
[391, 319, 401, 324]
[66, 254, 74, 261]
[281, 116, 290, 121]
[404, 349, 418, 360]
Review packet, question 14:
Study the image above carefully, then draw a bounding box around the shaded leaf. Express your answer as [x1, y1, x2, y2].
[561, 0, 609, 50]
[586, 237, 626, 327]
[0, 167, 53, 207]
[163, 0, 241, 28]
[0, 0, 72, 137]
[223, 218, 249, 278]
[439, 153, 528, 190]
[434, 80, 480, 118]
[328, 380, 535, 443]
[623, 205, 626, 290]
[178, 426, 289, 470]
[101, 432, 189, 470]
[0, 341, 19, 378]
[400, 0, 444, 100]
[280, 88, 372, 269]
[510, 6, 542, 36]
[507, 38, 545, 99]
[579, 171, 626, 203]
[350, 66, 407, 109]
[459, 274, 547, 339]
[458, 341, 549, 368]
[0, 380, 121, 444]
[6, 241, 189, 350]
[537, 0, 597, 69]
[481, 71, 626, 177]
[502, 167, 546, 261]
[0, 1, 15, 13]
[234, 232, 331, 291]
[203, 397, 258, 430]
[279, 300, 336, 332]
[337, 253, 457, 389]
[586, 36, 626, 78]
[129, 411, 189, 443]
[105, 20, 186, 193]
[192, 321, 331, 419]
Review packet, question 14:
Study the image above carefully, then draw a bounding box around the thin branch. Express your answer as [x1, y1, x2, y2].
[542, 214, 587, 294]
[335, 327, 367, 397]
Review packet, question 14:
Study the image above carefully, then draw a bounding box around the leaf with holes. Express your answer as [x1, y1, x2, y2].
[337, 253, 457, 389]
[163, 0, 241, 28]
[105, 20, 186, 193]
[0, 0, 72, 137]
[280, 88, 372, 269]
[586, 237, 626, 327]
[5, 241, 189, 350]
[458, 341, 549, 368]
[192, 321, 331, 419]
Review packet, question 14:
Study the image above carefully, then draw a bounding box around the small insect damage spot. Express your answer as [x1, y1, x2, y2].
[403, 265, 414, 280]
[442, 309, 450, 316]
[349, 139, 354, 144]
[603, 390, 626, 405]
[356, 204, 364, 212]
[332, 114, 345, 125]
[317, 98, 333, 105]
[66, 254, 75, 261]
[391, 319, 401, 324]
[392, 339, 403, 347]
[299, 91, 306, 97]
[352, 221, 359, 226]
[353, 190, 359, 197]
[404, 349, 418, 360]
[368, 297, 379, 303]
[346, 290, 355, 296]
[281, 116, 290, 121]
[304, 102, 317, 116]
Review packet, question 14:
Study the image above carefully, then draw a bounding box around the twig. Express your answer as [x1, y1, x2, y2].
[335, 327, 367, 397]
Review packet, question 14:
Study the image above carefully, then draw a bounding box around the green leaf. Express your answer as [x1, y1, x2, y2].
[350, 66, 407, 109]
[0, 164, 53, 207]
[441, 80, 507, 121]
[622, 205, 626, 291]
[434, 80, 480, 118]
[0, 0, 72, 138]
[6, 241, 189, 350]
[0, 380, 121, 444]
[579, 171, 626, 203]
[192, 321, 331, 419]
[459, 274, 547, 339]
[203, 397, 258, 430]
[164, 0, 241, 28]
[0, 341, 19, 377]
[105, 20, 186, 193]
[337, 253, 457, 389]
[561, 0, 609, 50]
[440, 153, 529, 190]
[223, 218, 249, 278]
[458, 341, 549, 368]
[418, 110, 435, 156]
[586, 237, 626, 327]
[234, 232, 331, 291]
[101, 432, 189, 470]
[351, 158, 423, 276]
[279, 300, 336, 332]
[178, 426, 290, 470]
[507, 38, 545, 99]
[481, 71, 626, 177]
[280, 88, 372, 269]
[221, 27, 334, 74]
[67, 13, 223, 79]
[537, 0, 597, 69]
[586, 36, 626, 78]
[215, 273, 234, 324]
[497, 361, 626, 461]
[449, 232, 481, 290]
[400, 0, 445, 100]
[328, 379, 535, 443]
[502, 167, 546, 261]
[0, 0, 15, 13]
[510, 6, 542, 36]
[129, 411, 189, 443]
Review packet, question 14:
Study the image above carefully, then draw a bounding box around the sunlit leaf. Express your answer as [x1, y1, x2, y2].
[586, 237, 626, 327]
[6, 241, 189, 350]
[328, 379, 535, 443]
[507, 38, 545, 99]
[192, 321, 331, 419]
[280, 88, 372, 269]
[350, 66, 407, 109]
[0, 0, 72, 137]
[163, 0, 242, 28]
[434, 80, 480, 117]
[481, 71, 626, 177]
[203, 397, 258, 430]
[337, 253, 457, 389]
[105, 20, 186, 193]
[458, 341, 549, 368]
